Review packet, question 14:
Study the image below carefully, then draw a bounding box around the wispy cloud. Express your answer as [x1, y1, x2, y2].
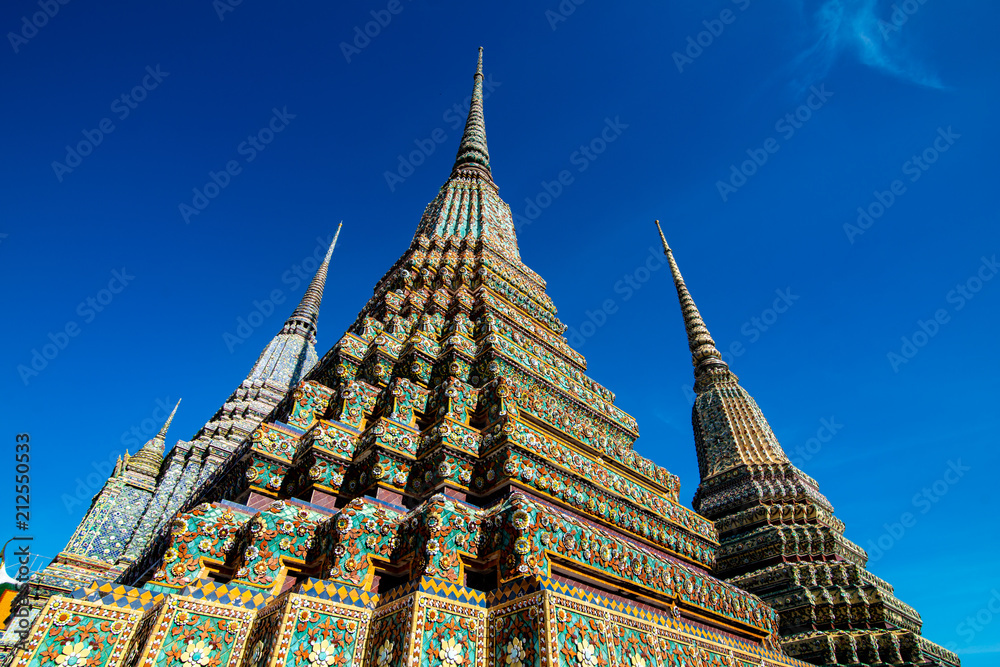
[784, 0, 943, 92]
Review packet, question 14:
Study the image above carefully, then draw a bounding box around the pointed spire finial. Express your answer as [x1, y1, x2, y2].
[451, 47, 492, 181]
[655, 219, 671, 254]
[655, 220, 730, 380]
[156, 399, 181, 440]
[127, 398, 182, 476]
[282, 224, 343, 342]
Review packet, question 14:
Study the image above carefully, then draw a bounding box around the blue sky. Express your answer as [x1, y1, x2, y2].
[2, 0, 997, 660]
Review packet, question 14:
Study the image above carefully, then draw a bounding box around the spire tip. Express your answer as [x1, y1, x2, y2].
[282, 229, 341, 340]
[156, 399, 181, 440]
[324, 223, 343, 263]
[450, 48, 492, 179]
[654, 220, 670, 254]
[657, 226, 729, 380]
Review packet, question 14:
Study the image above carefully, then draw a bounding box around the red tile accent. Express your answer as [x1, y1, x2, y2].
[246, 492, 274, 510]
[310, 490, 339, 510]
[377, 487, 404, 505]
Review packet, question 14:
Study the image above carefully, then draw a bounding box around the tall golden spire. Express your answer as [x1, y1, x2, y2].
[450, 47, 493, 182]
[415, 49, 520, 259]
[655, 221, 730, 380]
[156, 398, 181, 439]
[282, 223, 342, 341]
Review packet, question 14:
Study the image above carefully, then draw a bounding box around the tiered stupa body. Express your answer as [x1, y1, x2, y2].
[654, 222, 959, 667]
[7, 51, 807, 667]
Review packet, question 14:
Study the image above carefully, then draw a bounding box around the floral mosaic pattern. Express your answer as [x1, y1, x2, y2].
[17, 599, 146, 667]
[395, 497, 480, 583]
[491, 602, 540, 667]
[356, 419, 421, 459]
[411, 593, 487, 667]
[475, 445, 713, 568]
[152, 504, 251, 588]
[483, 494, 777, 635]
[290, 611, 362, 667]
[237, 599, 282, 667]
[287, 382, 337, 431]
[497, 422, 685, 522]
[230, 500, 327, 590]
[301, 419, 362, 463]
[425, 377, 479, 427]
[255, 594, 373, 667]
[365, 602, 410, 667]
[381, 378, 430, 427]
[245, 456, 290, 494]
[607, 623, 659, 667]
[251, 425, 301, 463]
[139, 599, 254, 667]
[341, 450, 412, 498]
[553, 608, 607, 667]
[332, 382, 380, 431]
[291, 455, 350, 497]
[487, 333, 634, 434]
[426, 415, 482, 458]
[407, 448, 474, 497]
[318, 499, 404, 588]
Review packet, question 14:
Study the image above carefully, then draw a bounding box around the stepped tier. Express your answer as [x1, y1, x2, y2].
[12, 489, 804, 667]
[15, 566, 809, 667]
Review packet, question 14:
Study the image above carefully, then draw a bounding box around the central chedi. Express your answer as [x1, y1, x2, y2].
[8, 49, 954, 667]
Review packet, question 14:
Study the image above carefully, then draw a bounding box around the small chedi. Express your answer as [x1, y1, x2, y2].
[655, 224, 957, 666]
[21, 225, 342, 603]
[2, 49, 958, 667]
